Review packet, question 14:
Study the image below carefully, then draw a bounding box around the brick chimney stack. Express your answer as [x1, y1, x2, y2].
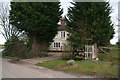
[61, 17, 65, 25]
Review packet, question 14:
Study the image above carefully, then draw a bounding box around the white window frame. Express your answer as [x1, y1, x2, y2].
[53, 42, 60, 48]
[61, 31, 65, 37]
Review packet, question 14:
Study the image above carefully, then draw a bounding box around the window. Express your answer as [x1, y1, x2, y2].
[54, 42, 60, 48]
[61, 31, 65, 37]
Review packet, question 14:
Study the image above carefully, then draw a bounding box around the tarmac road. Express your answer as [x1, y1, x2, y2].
[1, 48, 93, 78]
[0, 49, 3, 79]
[2, 58, 79, 78]
[0, 47, 78, 78]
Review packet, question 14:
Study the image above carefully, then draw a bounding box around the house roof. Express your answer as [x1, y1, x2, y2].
[58, 24, 66, 31]
[58, 17, 66, 31]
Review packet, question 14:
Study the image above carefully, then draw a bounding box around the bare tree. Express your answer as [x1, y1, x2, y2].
[0, 2, 23, 41]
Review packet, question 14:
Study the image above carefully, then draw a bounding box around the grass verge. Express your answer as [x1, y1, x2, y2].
[0, 45, 4, 49]
[36, 59, 118, 78]
[36, 46, 118, 78]
[0, 52, 2, 56]
[3, 56, 20, 61]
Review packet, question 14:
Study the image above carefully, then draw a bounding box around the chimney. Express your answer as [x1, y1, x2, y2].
[61, 17, 65, 25]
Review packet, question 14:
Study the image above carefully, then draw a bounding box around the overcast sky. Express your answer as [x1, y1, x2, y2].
[0, 0, 119, 45]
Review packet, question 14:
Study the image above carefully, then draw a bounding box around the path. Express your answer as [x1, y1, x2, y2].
[1, 50, 78, 78]
[1, 50, 93, 78]
[2, 58, 78, 78]
[21, 56, 60, 65]
[0, 49, 3, 79]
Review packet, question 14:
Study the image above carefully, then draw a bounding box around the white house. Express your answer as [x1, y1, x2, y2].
[49, 17, 70, 51]
[49, 17, 98, 59]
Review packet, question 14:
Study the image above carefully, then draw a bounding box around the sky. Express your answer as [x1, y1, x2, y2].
[0, 0, 119, 45]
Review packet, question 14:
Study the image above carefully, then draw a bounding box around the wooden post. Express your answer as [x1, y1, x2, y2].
[85, 45, 87, 59]
[92, 45, 94, 59]
[90, 45, 92, 59]
[87, 45, 88, 59]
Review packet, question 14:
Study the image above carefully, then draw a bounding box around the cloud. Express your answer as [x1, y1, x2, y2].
[0, 0, 119, 45]
[0, 0, 10, 2]
[110, 38, 118, 45]
[60, 0, 74, 16]
[0, 35, 6, 45]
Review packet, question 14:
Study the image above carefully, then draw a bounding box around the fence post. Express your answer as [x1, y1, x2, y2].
[85, 45, 87, 59]
[87, 45, 88, 59]
[92, 44, 95, 59]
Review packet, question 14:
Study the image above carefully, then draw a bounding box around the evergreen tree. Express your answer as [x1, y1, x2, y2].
[66, 2, 114, 50]
[10, 2, 62, 55]
[66, 2, 91, 50]
[87, 2, 114, 46]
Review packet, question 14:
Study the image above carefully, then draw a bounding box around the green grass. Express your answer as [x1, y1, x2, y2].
[0, 45, 4, 49]
[0, 52, 2, 56]
[98, 46, 118, 63]
[36, 59, 67, 69]
[36, 59, 118, 78]
[3, 56, 20, 61]
[110, 45, 120, 49]
[36, 48, 118, 78]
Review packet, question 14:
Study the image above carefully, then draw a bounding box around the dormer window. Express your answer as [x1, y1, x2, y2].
[61, 31, 65, 37]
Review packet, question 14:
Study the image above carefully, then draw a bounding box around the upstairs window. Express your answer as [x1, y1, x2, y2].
[61, 31, 65, 37]
[54, 42, 60, 48]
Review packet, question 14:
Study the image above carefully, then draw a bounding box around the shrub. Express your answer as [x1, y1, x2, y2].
[2, 35, 19, 56]
[75, 55, 85, 60]
[61, 52, 75, 60]
[2, 35, 31, 59]
[98, 53, 107, 61]
[10, 41, 30, 58]
[26, 52, 34, 59]
[37, 50, 49, 57]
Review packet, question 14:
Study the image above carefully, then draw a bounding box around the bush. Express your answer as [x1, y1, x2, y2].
[2, 35, 32, 59]
[75, 55, 85, 60]
[26, 52, 34, 59]
[37, 50, 49, 57]
[2, 35, 19, 56]
[61, 52, 75, 60]
[98, 53, 108, 61]
[11, 41, 30, 58]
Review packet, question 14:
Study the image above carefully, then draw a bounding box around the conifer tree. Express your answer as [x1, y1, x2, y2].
[10, 2, 62, 55]
[66, 2, 114, 50]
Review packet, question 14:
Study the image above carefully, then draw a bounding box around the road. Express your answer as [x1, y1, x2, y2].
[1, 48, 93, 78]
[0, 49, 3, 79]
[2, 58, 79, 78]
[0, 49, 79, 78]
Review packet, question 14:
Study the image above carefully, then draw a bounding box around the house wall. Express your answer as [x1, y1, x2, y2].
[49, 30, 71, 51]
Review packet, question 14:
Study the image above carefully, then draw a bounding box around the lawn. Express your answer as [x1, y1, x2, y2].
[3, 56, 19, 61]
[110, 45, 120, 48]
[0, 52, 2, 56]
[0, 45, 4, 49]
[36, 46, 118, 78]
[1, 52, 20, 61]
[36, 59, 118, 78]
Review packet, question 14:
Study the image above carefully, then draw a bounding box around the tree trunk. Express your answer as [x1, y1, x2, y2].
[31, 37, 39, 56]
[31, 36, 49, 56]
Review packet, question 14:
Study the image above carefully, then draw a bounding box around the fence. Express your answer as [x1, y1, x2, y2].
[84, 43, 98, 59]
